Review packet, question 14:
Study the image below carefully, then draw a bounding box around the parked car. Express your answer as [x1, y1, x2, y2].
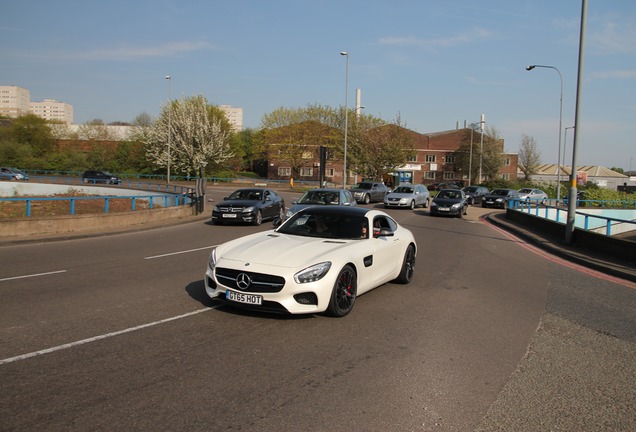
[0, 167, 29, 181]
[517, 188, 548, 204]
[429, 188, 469, 217]
[462, 185, 489, 205]
[286, 188, 356, 218]
[205, 206, 417, 317]
[349, 181, 391, 204]
[482, 188, 520, 209]
[81, 170, 121, 184]
[429, 182, 461, 192]
[384, 184, 430, 209]
[212, 188, 285, 226]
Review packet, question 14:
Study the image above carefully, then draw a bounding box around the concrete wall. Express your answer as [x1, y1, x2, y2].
[0, 182, 197, 240]
[0, 205, 197, 240]
[505, 209, 635, 265]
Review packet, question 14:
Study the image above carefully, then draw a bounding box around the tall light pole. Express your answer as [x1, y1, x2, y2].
[469, 119, 485, 186]
[340, 51, 349, 189]
[478, 114, 485, 183]
[165, 75, 172, 185]
[526, 64, 564, 200]
[564, 126, 575, 186]
[566, 0, 587, 245]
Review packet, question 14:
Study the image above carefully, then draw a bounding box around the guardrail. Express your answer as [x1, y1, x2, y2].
[0, 178, 195, 218]
[509, 199, 636, 236]
[0, 194, 191, 217]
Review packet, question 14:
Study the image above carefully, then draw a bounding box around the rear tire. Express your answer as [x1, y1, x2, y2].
[326, 265, 357, 317]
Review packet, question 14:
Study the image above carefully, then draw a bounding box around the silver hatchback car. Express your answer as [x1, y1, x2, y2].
[384, 184, 430, 209]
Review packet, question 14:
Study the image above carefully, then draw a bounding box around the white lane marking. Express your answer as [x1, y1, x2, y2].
[0, 307, 217, 366]
[0, 270, 67, 282]
[145, 245, 216, 260]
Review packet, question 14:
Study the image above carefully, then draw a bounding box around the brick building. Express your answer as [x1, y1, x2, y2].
[265, 125, 518, 187]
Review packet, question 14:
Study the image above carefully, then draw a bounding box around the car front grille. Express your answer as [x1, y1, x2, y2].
[215, 267, 286, 293]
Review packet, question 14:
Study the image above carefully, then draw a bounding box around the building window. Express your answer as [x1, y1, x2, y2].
[445, 155, 455, 164]
[278, 167, 291, 177]
[300, 167, 313, 177]
[407, 154, 417, 162]
[424, 171, 436, 180]
[504, 158, 511, 166]
[501, 173, 510, 180]
[425, 155, 436, 163]
[326, 168, 334, 177]
[443, 171, 455, 180]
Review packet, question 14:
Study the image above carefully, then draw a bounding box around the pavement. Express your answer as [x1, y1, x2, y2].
[3, 196, 636, 430]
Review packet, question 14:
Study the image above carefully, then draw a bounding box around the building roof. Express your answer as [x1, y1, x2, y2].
[532, 164, 627, 178]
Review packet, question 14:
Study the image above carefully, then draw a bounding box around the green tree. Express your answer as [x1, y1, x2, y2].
[7, 114, 56, 157]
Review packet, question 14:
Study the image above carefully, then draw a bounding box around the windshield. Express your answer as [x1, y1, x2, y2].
[518, 188, 533, 193]
[298, 190, 339, 205]
[463, 187, 477, 193]
[393, 186, 414, 194]
[227, 189, 262, 200]
[277, 211, 368, 239]
[492, 189, 509, 196]
[437, 190, 460, 199]
[351, 182, 372, 190]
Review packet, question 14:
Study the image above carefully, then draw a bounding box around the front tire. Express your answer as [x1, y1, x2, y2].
[396, 244, 416, 284]
[326, 265, 357, 317]
[363, 194, 370, 205]
[253, 210, 263, 226]
[409, 200, 415, 210]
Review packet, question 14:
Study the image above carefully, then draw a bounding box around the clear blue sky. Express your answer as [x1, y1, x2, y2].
[3, 0, 635, 170]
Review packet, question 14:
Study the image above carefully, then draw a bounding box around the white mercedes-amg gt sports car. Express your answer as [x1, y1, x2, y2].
[205, 206, 417, 317]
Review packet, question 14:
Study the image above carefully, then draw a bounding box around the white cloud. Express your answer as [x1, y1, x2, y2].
[35, 41, 215, 61]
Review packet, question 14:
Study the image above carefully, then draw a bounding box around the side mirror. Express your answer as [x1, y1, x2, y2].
[273, 217, 283, 228]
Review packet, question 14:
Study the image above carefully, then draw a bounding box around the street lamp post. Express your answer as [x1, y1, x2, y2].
[340, 51, 349, 189]
[469, 119, 485, 186]
[526, 64, 564, 200]
[564, 126, 575, 186]
[165, 75, 172, 185]
[478, 114, 485, 183]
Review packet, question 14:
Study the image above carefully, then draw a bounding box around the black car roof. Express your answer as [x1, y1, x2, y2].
[295, 205, 371, 217]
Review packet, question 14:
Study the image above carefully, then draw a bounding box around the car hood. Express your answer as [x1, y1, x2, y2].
[386, 193, 414, 199]
[217, 230, 351, 269]
[433, 197, 462, 205]
[216, 199, 261, 207]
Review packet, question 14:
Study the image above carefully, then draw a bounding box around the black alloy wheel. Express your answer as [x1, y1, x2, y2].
[396, 244, 416, 284]
[327, 265, 357, 317]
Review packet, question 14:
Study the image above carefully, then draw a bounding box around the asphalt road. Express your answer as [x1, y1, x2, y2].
[1, 187, 634, 431]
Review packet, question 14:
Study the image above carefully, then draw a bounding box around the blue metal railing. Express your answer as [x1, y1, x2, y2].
[508, 199, 636, 236]
[0, 194, 191, 217]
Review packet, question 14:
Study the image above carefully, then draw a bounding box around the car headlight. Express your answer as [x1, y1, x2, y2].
[451, 203, 461, 209]
[286, 209, 293, 218]
[399, 198, 409, 204]
[294, 262, 332, 284]
[242, 206, 255, 213]
[208, 249, 217, 270]
[431, 202, 438, 207]
[495, 198, 503, 202]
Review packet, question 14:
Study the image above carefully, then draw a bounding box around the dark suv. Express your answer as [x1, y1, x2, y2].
[82, 170, 121, 185]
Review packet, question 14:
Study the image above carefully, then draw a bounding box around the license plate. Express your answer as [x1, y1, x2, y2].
[439, 207, 450, 211]
[222, 213, 238, 218]
[226, 290, 262, 305]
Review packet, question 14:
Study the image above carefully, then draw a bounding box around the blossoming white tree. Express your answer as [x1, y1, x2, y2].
[145, 95, 233, 177]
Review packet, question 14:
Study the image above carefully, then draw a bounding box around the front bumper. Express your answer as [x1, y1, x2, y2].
[204, 265, 333, 315]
